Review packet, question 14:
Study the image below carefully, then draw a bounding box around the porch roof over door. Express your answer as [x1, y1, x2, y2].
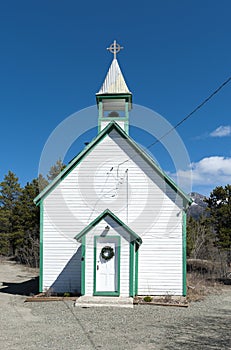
[74, 209, 142, 246]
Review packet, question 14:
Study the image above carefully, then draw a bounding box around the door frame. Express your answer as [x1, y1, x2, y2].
[93, 236, 120, 296]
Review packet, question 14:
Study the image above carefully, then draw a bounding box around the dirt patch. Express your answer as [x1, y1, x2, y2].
[0, 259, 39, 296]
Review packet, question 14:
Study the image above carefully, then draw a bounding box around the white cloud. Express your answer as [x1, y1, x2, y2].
[210, 125, 231, 137]
[169, 156, 231, 192]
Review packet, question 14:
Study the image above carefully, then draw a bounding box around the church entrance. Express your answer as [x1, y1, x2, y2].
[94, 236, 120, 296]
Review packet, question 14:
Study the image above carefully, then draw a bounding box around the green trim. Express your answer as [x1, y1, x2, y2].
[34, 125, 110, 204]
[39, 201, 43, 292]
[182, 211, 187, 296]
[34, 121, 192, 206]
[129, 242, 134, 297]
[123, 139, 192, 204]
[125, 121, 129, 135]
[93, 236, 120, 296]
[117, 239, 121, 294]
[98, 101, 103, 118]
[96, 94, 132, 98]
[98, 117, 129, 135]
[99, 117, 129, 123]
[75, 208, 142, 245]
[93, 291, 120, 296]
[96, 93, 132, 106]
[98, 101, 103, 133]
[135, 244, 139, 295]
[81, 235, 86, 295]
[94, 236, 97, 295]
[125, 101, 129, 118]
[97, 92, 131, 135]
[125, 102, 129, 135]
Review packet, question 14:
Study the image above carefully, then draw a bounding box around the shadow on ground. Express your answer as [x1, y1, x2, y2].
[164, 313, 231, 350]
[0, 277, 39, 296]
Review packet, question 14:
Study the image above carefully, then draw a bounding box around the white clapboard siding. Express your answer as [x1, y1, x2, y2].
[100, 120, 126, 132]
[42, 127, 184, 295]
[43, 208, 81, 293]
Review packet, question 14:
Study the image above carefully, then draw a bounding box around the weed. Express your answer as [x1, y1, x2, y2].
[143, 296, 153, 303]
[163, 292, 172, 303]
[187, 272, 221, 302]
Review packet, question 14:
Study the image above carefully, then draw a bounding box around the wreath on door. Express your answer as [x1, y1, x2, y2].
[101, 246, 114, 261]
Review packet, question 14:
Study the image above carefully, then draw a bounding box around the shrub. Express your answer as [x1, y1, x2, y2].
[143, 296, 153, 302]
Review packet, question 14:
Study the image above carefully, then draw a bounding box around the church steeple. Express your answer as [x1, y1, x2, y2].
[96, 40, 132, 134]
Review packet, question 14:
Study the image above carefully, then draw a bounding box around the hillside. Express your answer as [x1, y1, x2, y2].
[187, 192, 208, 219]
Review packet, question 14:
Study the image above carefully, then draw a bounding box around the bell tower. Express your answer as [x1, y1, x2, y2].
[96, 40, 132, 135]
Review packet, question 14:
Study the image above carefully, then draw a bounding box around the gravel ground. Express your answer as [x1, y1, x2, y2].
[0, 261, 231, 350]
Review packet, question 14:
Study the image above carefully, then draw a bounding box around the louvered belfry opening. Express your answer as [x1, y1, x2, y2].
[102, 98, 127, 118]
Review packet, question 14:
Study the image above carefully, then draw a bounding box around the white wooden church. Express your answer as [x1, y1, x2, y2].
[34, 41, 192, 298]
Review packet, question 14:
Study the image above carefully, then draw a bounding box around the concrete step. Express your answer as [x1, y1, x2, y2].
[75, 296, 133, 308]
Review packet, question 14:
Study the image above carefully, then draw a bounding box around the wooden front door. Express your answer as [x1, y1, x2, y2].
[94, 236, 120, 296]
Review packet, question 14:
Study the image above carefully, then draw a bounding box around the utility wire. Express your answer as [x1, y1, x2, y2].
[118, 75, 231, 167]
[146, 75, 231, 150]
[81, 75, 231, 220]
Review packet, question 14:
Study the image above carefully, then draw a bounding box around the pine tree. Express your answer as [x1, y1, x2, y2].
[206, 185, 231, 265]
[47, 159, 66, 181]
[0, 171, 22, 255]
[0, 170, 22, 212]
[16, 179, 40, 232]
[38, 174, 49, 192]
[15, 179, 40, 266]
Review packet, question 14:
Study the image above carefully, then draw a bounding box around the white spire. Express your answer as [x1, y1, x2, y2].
[97, 58, 131, 95]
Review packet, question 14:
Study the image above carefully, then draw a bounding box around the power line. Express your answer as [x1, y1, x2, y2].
[82, 75, 231, 219]
[146, 75, 231, 150]
[117, 74, 231, 167]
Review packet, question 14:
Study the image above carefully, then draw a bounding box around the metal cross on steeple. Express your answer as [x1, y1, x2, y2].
[107, 40, 124, 59]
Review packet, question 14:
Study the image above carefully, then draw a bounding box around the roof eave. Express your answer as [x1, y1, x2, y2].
[95, 93, 132, 107]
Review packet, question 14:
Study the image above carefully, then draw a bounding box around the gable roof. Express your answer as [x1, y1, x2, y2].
[96, 58, 131, 95]
[75, 208, 142, 245]
[34, 121, 192, 206]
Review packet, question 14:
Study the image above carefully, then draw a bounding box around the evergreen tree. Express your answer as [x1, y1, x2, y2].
[38, 173, 49, 192]
[0, 171, 22, 255]
[206, 185, 231, 265]
[16, 179, 40, 232]
[0, 172, 41, 265]
[0, 171, 21, 207]
[47, 159, 66, 181]
[15, 179, 40, 267]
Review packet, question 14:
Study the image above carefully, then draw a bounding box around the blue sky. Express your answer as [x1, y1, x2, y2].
[1, 0, 231, 196]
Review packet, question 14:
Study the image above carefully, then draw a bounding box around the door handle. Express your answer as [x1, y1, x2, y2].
[97, 265, 99, 270]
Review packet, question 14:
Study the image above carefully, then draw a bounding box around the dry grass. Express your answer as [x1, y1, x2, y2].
[187, 272, 223, 302]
